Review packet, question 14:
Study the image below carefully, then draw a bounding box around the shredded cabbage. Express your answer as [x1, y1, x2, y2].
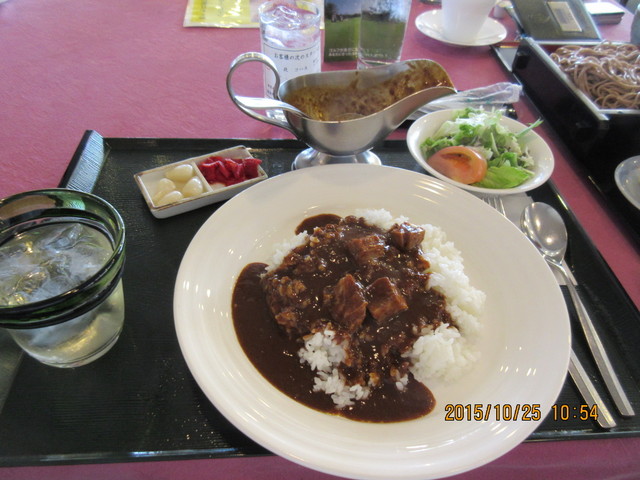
[420, 108, 542, 189]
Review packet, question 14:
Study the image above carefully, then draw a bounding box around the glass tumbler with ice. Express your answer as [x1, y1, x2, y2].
[259, 0, 321, 102]
[0, 189, 126, 368]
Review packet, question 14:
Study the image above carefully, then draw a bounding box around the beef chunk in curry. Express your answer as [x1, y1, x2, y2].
[261, 215, 453, 391]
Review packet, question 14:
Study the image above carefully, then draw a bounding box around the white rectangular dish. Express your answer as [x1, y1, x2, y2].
[134, 146, 267, 218]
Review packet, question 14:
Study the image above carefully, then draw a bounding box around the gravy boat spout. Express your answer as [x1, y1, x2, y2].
[227, 53, 455, 168]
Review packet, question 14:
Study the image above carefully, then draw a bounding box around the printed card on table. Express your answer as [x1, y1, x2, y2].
[324, 0, 362, 62]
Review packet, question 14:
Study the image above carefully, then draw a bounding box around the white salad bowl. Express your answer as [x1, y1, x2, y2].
[406, 109, 554, 196]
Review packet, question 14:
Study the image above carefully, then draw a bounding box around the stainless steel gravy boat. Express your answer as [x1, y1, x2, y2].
[227, 52, 455, 169]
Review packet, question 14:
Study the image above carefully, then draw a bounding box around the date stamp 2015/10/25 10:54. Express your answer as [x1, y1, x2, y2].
[444, 403, 599, 422]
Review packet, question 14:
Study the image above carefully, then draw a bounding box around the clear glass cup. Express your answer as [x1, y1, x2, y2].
[357, 0, 411, 69]
[0, 189, 126, 368]
[259, 0, 322, 117]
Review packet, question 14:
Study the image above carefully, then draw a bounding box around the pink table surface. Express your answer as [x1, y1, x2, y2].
[1, 1, 639, 479]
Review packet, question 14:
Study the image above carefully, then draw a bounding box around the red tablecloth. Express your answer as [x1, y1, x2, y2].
[1, 0, 639, 478]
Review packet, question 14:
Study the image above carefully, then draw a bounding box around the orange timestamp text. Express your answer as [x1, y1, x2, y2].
[551, 403, 598, 421]
[444, 403, 542, 422]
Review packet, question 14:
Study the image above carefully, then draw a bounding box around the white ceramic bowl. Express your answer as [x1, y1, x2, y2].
[614, 155, 640, 210]
[406, 109, 554, 196]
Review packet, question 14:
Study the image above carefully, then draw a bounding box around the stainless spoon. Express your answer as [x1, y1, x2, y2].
[521, 202, 634, 418]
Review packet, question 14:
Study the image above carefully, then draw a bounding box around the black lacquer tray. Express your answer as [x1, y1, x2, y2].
[0, 132, 638, 467]
[491, 42, 640, 246]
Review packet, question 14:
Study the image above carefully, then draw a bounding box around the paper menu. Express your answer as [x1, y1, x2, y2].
[184, 0, 325, 28]
[184, 0, 262, 27]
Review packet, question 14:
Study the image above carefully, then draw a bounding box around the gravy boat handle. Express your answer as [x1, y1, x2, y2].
[226, 52, 297, 134]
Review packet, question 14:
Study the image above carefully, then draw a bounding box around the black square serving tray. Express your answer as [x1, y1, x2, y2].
[0, 132, 638, 467]
[493, 38, 640, 244]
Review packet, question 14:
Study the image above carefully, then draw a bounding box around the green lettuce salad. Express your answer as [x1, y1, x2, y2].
[420, 108, 542, 189]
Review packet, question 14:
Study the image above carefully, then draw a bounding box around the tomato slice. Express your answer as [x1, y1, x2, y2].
[426, 146, 488, 185]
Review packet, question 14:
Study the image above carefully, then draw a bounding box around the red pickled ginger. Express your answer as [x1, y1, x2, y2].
[198, 156, 262, 186]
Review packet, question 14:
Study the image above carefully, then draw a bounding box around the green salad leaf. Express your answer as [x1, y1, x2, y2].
[420, 108, 542, 189]
[480, 165, 533, 189]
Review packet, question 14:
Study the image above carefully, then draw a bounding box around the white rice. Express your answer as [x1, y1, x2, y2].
[301, 330, 372, 407]
[268, 209, 485, 409]
[266, 231, 308, 272]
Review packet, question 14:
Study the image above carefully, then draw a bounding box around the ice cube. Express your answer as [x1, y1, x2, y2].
[0, 292, 28, 307]
[38, 223, 84, 251]
[15, 267, 50, 298]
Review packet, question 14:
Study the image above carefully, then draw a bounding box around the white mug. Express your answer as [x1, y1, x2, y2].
[441, 0, 497, 44]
